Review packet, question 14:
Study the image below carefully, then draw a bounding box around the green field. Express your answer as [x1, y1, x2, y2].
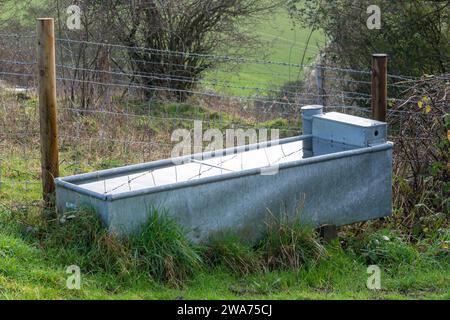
[206, 10, 325, 95]
[0, 1, 324, 96]
[0, 0, 47, 26]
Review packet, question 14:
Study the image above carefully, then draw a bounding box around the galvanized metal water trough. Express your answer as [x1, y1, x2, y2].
[56, 105, 393, 243]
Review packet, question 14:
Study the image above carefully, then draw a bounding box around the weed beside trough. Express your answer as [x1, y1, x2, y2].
[259, 211, 329, 270]
[44, 207, 204, 287]
[1, 203, 333, 286]
[39, 209, 132, 277]
[206, 233, 264, 276]
[204, 210, 330, 276]
[131, 207, 204, 286]
[0, 202, 448, 299]
[355, 230, 420, 271]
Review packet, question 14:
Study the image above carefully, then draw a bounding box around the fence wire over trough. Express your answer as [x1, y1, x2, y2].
[0, 32, 448, 203]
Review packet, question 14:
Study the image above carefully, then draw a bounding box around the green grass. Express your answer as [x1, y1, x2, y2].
[0, 216, 448, 299]
[0, 0, 49, 26]
[0, 158, 449, 300]
[259, 211, 329, 271]
[206, 9, 325, 96]
[131, 207, 204, 286]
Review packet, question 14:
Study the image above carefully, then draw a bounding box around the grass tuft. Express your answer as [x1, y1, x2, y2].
[206, 233, 264, 276]
[131, 207, 204, 286]
[259, 210, 328, 270]
[42, 208, 133, 277]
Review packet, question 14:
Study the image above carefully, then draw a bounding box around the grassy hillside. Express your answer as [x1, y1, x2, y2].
[0, 2, 324, 96]
[0, 0, 49, 26]
[206, 10, 325, 95]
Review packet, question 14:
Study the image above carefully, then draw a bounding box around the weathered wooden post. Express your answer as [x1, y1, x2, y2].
[315, 65, 325, 106]
[319, 224, 338, 244]
[372, 54, 388, 122]
[37, 18, 59, 206]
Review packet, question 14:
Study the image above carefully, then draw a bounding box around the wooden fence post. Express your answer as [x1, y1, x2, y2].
[37, 18, 59, 206]
[319, 224, 338, 244]
[371, 54, 388, 122]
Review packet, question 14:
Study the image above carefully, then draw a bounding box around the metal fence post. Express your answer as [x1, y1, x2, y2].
[37, 18, 59, 206]
[315, 65, 325, 106]
[372, 54, 387, 122]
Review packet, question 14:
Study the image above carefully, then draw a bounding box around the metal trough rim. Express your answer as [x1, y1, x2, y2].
[313, 112, 386, 127]
[55, 135, 393, 202]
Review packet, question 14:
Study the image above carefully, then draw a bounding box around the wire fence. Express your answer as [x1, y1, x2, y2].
[0, 32, 447, 205]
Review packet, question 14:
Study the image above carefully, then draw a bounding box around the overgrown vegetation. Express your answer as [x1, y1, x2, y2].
[388, 75, 449, 239]
[132, 207, 204, 286]
[0, 200, 448, 299]
[291, 0, 449, 77]
[206, 234, 264, 276]
[259, 211, 328, 270]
